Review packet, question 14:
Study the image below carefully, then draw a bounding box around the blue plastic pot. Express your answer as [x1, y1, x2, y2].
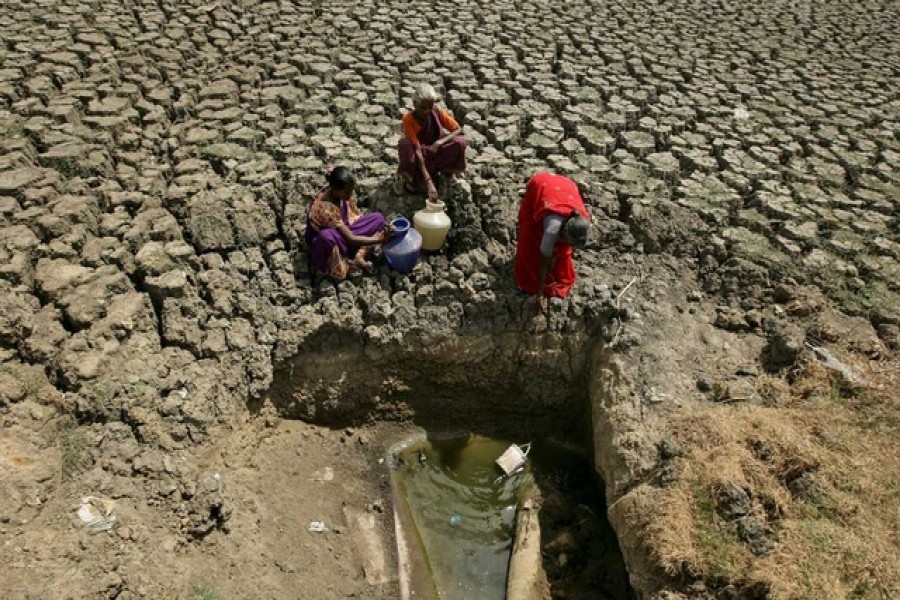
[383, 217, 422, 274]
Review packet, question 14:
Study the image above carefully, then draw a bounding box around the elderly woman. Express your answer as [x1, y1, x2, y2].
[306, 166, 392, 280]
[514, 172, 591, 312]
[394, 83, 467, 202]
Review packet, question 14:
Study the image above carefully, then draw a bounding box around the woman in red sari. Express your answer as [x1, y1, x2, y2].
[514, 172, 591, 312]
[394, 83, 467, 203]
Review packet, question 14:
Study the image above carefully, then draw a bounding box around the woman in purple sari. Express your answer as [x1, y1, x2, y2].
[394, 83, 467, 202]
[306, 167, 391, 280]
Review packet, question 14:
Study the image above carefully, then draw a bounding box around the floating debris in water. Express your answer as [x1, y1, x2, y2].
[495, 443, 531, 477]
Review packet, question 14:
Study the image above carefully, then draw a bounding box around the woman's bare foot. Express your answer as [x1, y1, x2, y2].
[350, 257, 373, 272]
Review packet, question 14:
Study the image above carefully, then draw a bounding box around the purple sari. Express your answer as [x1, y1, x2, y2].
[305, 191, 386, 279]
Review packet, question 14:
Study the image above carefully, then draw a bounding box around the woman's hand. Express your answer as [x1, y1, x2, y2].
[426, 141, 442, 154]
[379, 222, 395, 243]
[537, 296, 548, 314]
[426, 181, 439, 203]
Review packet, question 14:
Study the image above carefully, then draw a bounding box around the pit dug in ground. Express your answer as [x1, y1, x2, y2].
[391, 434, 631, 599]
[267, 330, 634, 598]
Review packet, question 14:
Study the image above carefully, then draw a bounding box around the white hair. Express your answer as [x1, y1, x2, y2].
[413, 82, 441, 103]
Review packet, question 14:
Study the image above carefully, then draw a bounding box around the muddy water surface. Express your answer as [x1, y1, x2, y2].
[395, 436, 520, 599]
[394, 434, 631, 599]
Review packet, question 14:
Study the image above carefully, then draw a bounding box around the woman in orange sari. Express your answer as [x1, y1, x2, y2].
[394, 83, 467, 202]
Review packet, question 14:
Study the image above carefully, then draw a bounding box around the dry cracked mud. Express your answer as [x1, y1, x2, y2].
[0, 1, 898, 599]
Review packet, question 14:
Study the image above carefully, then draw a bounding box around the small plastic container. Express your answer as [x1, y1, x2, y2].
[495, 443, 531, 477]
[383, 217, 422, 274]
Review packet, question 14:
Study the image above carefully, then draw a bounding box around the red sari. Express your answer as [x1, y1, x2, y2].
[513, 172, 590, 298]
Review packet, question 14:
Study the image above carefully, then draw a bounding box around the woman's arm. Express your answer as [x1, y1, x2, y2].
[427, 126, 463, 153]
[403, 112, 433, 187]
[534, 213, 564, 311]
[336, 222, 386, 247]
[414, 144, 439, 202]
[536, 253, 554, 312]
[427, 110, 463, 152]
[413, 144, 433, 185]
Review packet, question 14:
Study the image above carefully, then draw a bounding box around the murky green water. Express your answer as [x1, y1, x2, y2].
[392, 434, 632, 600]
[394, 436, 524, 600]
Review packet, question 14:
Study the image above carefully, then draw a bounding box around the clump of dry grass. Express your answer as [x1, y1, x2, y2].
[56, 415, 92, 480]
[646, 349, 900, 598]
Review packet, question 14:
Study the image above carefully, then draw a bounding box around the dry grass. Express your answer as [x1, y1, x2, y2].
[647, 348, 900, 599]
[56, 415, 92, 480]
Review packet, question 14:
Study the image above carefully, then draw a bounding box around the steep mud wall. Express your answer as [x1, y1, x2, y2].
[269, 328, 601, 437]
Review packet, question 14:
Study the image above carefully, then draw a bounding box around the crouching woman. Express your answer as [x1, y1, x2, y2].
[305, 167, 392, 280]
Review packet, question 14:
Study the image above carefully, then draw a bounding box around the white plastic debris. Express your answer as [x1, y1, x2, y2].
[311, 467, 334, 482]
[733, 106, 750, 120]
[308, 521, 328, 533]
[77, 496, 117, 533]
[495, 443, 531, 477]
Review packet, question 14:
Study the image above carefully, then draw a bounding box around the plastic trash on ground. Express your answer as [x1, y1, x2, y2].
[310, 466, 334, 482]
[308, 520, 328, 533]
[77, 496, 117, 533]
